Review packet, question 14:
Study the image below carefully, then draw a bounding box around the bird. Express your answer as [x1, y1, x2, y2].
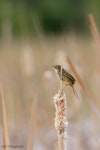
[52, 65, 75, 86]
[52, 65, 79, 98]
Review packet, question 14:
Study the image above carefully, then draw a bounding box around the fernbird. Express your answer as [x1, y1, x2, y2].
[52, 65, 75, 86]
[52, 65, 78, 97]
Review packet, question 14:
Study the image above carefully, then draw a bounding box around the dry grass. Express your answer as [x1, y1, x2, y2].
[67, 56, 100, 119]
[0, 86, 9, 150]
[0, 24, 100, 149]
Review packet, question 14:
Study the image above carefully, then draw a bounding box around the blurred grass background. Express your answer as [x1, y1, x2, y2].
[0, 0, 100, 150]
[0, 0, 100, 36]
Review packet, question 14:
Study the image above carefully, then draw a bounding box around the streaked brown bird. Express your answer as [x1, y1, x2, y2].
[52, 65, 79, 98]
[52, 65, 75, 86]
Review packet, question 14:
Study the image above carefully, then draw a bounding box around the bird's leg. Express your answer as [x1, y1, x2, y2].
[62, 83, 68, 91]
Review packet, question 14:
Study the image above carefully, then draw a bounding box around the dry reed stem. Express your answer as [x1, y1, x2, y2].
[0, 86, 9, 150]
[60, 65, 63, 90]
[26, 90, 38, 150]
[67, 56, 100, 119]
[88, 14, 100, 49]
[53, 89, 68, 150]
[67, 56, 86, 93]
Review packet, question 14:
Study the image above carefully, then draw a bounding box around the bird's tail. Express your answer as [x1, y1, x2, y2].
[72, 86, 80, 102]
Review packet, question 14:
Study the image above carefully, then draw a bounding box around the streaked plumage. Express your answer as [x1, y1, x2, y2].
[52, 65, 75, 86]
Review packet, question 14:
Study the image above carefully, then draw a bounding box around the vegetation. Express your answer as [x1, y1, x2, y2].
[0, 0, 99, 36]
[0, 1, 100, 149]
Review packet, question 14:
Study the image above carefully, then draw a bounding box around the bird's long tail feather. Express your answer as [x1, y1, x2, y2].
[72, 86, 80, 102]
